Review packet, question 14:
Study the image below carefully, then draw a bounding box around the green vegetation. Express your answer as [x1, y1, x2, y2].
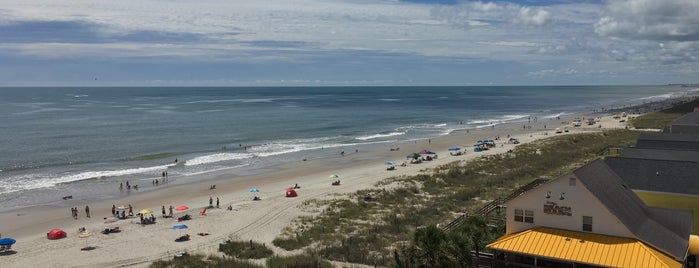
[273, 129, 640, 266]
[219, 240, 274, 259]
[134, 152, 174, 160]
[393, 216, 501, 268]
[267, 254, 334, 268]
[629, 98, 699, 129]
[150, 254, 263, 268]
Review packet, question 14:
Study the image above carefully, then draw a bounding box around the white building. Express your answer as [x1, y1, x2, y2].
[487, 159, 697, 268]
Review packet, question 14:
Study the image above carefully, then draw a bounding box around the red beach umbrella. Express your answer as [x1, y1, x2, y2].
[175, 205, 189, 211]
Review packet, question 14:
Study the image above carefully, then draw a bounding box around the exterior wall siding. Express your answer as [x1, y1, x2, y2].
[506, 172, 633, 238]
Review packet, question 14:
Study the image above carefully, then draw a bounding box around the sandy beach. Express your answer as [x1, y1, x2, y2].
[0, 114, 631, 267]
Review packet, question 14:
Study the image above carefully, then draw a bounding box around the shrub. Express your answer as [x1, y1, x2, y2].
[219, 240, 274, 259]
[267, 254, 334, 268]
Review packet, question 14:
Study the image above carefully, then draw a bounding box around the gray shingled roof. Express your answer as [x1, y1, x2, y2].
[672, 111, 699, 126]
[621, 147, 699, 162]
[604, 156, 699, 195]
[573, 159, 692, 261]
[636, 132, 699, 151]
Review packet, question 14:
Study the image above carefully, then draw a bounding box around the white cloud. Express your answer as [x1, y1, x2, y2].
[595, 0, 699, 41]
[478, 41, 538, 47]
[0, 0, 697, 85]
[430, 1, 553, 27]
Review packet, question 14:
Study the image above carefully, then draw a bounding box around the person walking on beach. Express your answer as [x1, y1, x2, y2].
[112, 204, 116, 215]
[119, 182, 123, 191]
[216, 197, 219, 208]
[162, 205, 166, 217]
[209, 197, 213, 207]
[169, 205, 173, 217]
[128, 204, 133, 216]
[85, 205, 90, 218]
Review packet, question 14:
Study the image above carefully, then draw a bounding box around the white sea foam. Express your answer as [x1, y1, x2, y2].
[541, 112, 570, 119]
[248, 136, 347, 158]
[183, 99, 240, 104]
[240, 98, 274, 103]
[637, 93, 676, 101]
[0, 164, 176, 195]
[468, 114, 528, 125]
[355, 132, 405, 141]
[184, 153, 253, 166]
[177, 164, 251, 177]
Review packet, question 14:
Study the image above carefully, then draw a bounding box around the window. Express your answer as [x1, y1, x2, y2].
[525, 210, 534, 223]
[569, 178, 576, 186]
[514, 209, 523, 222]
[583, 216, 593, 232]
[515, 209, 534, 223]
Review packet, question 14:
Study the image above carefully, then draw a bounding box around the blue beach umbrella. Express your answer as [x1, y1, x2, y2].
[448, 147, 461, 151]
[0, 237, 16, 246]
[172, 224, 188, 236]
[249, 188, 260, 193]
[329, 174, 339, 179]
[384, 161, 395, 166]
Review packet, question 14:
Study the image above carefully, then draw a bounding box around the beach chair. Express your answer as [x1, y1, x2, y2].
[199, 209, 207, 216]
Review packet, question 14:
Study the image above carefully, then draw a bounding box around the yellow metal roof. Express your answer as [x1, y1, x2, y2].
[486, 227, 682, 268]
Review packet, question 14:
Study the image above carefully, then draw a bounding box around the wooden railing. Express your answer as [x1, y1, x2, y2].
[441, 178, 548, 232]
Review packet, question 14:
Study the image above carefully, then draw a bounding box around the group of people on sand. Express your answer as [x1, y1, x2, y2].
[139, 213, 157, 225]
[70, 206, 90, 219]
[208, 196, 220, 208]
[162, 205, 174, 218]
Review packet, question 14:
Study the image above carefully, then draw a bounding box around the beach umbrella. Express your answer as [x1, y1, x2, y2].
[78, 231, 94, 250]
[0, 238, 16, 246]
[418, 149, 435, 155]
[406, 153, 420, 159]
[104, 217, 119, 224]
[249, 188, 260, 193]
[384, 161, 395, 166]
[329, 174, 339, 179]
[172, 224, 188, 236]
[116, 205, 128, 211]
[175, 205, 189, 211]
[139, 209, 153, 215]
[448, 147, 461, 151]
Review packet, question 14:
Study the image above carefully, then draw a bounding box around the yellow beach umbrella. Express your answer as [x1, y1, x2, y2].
[139, 209, 153, 215]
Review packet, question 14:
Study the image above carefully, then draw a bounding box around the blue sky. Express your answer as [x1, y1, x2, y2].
[0, 0, 697, 86]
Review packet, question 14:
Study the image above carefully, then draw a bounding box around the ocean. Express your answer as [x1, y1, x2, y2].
[1, 86, 697, 211]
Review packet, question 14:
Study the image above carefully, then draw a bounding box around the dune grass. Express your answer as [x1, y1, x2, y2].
[272, 129, 640, 266]
[150, 254, 263, 268]
[266, 254, 334, 268]
[629, 98, 699, 129]
[219, 240, 274, 259]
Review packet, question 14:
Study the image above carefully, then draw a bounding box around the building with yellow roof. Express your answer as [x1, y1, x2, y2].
[486, 159, 696, 268]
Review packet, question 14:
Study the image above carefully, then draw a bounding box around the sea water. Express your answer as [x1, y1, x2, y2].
[0, 86, 697, 211]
